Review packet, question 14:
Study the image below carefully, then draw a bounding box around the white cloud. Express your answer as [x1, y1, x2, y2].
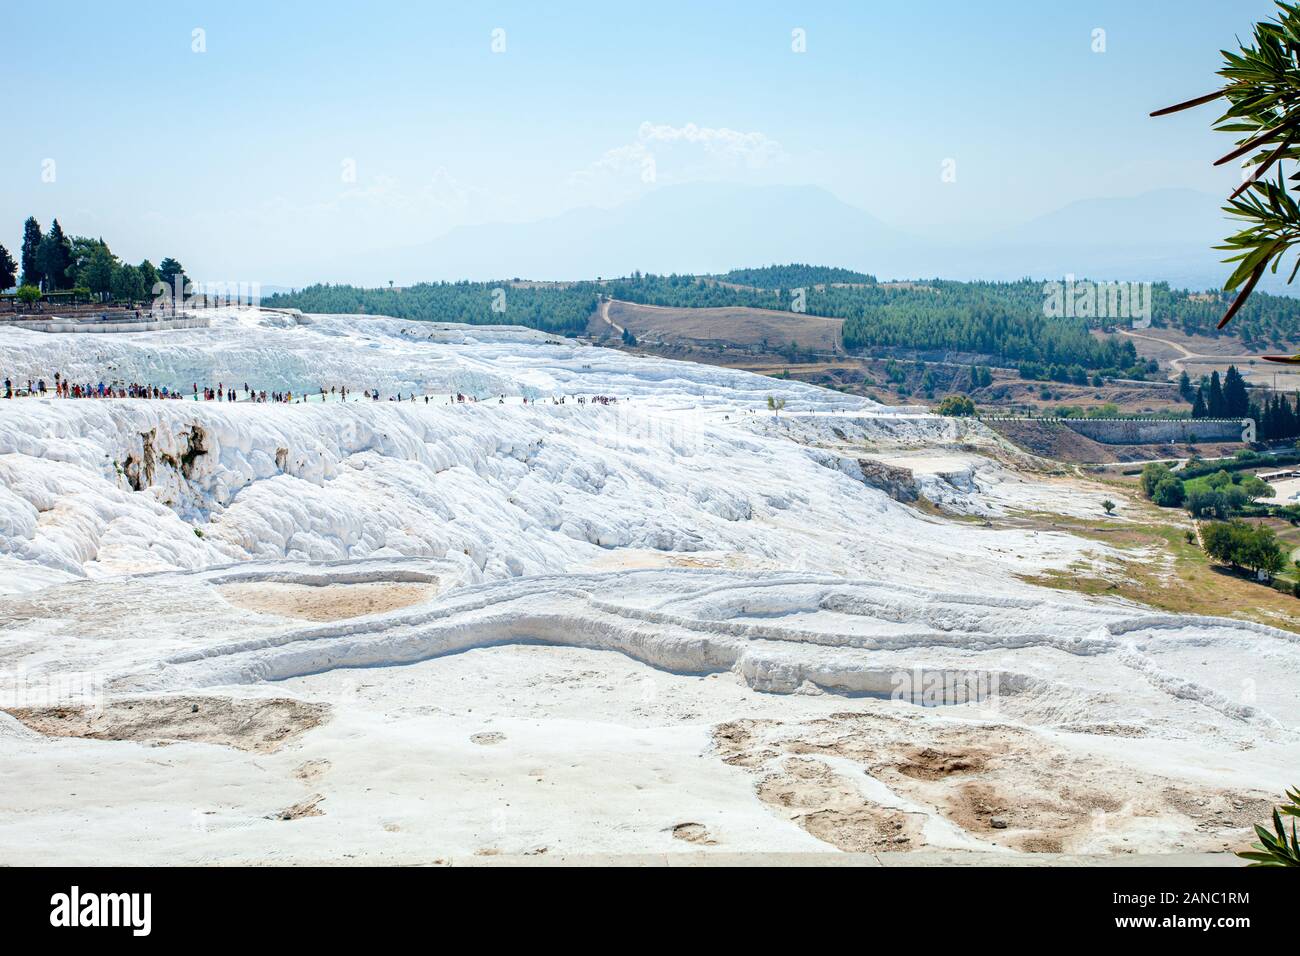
[636, 122, 784, 166]
[571, 122, 785, 186]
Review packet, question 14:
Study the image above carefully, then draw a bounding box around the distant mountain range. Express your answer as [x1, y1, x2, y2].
[302, 182, 1275, 294]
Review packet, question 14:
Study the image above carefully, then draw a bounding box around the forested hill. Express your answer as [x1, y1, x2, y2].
[600, 274, 1300, 347]
[264, 281, 600, 336]
[601, 274, 1137, 372]
[717, 264, 876, 288]
[264, 267, 1300, 374]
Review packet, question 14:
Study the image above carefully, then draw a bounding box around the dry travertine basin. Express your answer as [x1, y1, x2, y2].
[217, 581, 435, 621]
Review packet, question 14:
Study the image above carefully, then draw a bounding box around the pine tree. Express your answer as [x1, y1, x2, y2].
[82, 245, 118, 301]
[19, 217, 42, 288]
[111, 264, 146, 304]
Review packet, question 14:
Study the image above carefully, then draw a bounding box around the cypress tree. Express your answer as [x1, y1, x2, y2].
[1222, 366, 1249, 417]
[0, 244, 16, 291]
[19, 217, 42, 288]
[1192, 388, 1207, 418]
[35, 219, 73, 290]
[1207, 371, 1227, 417]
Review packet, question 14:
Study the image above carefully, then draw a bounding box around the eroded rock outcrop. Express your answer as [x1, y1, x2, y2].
[856, 458, 919, 503]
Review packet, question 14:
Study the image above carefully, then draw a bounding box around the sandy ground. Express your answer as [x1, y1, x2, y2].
[218, 581, 436, 621]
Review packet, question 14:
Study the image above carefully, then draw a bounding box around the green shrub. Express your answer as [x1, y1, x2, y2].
[936, 394, 976, 417]
[1140, 462, 1173, 498]
[1201, 519, 1285, 577]
[1237, 787, 1300, 866]
[1186, 487, 1228, 518]
[1152, 476, 1185, 508]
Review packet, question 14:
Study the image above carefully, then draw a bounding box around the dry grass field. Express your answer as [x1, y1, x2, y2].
[1119, 327, 1300, 392]
[594, 298, 843, 353]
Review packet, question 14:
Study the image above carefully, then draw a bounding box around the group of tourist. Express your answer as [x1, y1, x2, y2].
[195, 382, 364, 404]
[2, 373, 622, 409]
[1, 375, 334, 404]
[207, 384, 299, 404]
[3, 374, 185, 401]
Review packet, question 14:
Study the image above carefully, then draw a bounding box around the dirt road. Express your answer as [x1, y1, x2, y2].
[1118, 328, 1270, 374]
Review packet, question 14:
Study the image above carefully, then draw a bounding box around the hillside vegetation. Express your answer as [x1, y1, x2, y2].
[266, 281, 600, 335]
[717, 264, 876, 287]
[265, 266, 1300, 374]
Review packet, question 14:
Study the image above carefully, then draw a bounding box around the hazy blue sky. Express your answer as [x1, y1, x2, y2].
[2, 0, 1280, 284]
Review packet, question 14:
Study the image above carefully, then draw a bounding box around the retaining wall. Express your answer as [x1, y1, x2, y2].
[979, 417, 1248, 444]
[0, 315, 211, 334]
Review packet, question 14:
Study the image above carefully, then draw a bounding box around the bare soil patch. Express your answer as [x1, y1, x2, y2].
[599, 299, 843, 353]
[670, 822, 718, 845]
[756, 756, 921, 852]
[5, 695, 328, 752]
[712, 711, 1269, 855]
[273, 794, 325, 820]
[293, 758, 332, 781]
[895, 744, 990, 780]
[218, 581, 435, 621]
